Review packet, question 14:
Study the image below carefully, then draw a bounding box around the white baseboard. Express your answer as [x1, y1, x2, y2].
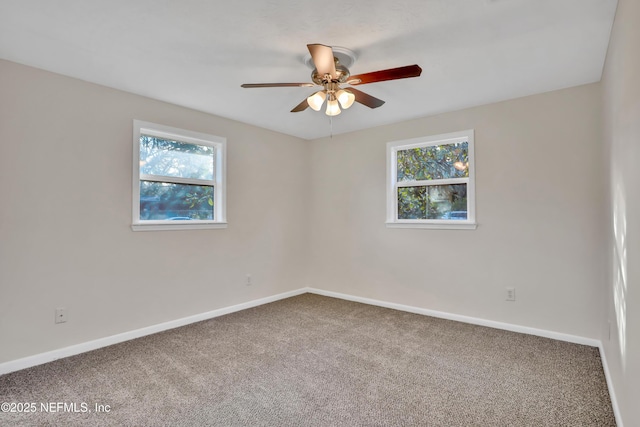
[305, 287, 601, 347]
[598, 343, 624, 427]
[305, 288, 626, 422]
[0, 288, 307, 376]
[310, 288, 623, 424]
[0, 286, 622, 424]
[2, 284, 619, 425]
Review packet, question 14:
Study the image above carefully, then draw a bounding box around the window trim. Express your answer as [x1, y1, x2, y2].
[386, 129, 477, 230]
[131, 120, 227, 231]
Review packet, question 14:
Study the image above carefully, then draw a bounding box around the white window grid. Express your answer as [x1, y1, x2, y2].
[132, 120, 227, 231]
[386, 129, 476, 230]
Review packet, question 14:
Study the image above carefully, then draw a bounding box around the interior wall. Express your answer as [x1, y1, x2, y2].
[309, 83, 604, 339]
[0, 53, 613, 380]
[601, 0, 640, 423]
[0, 59, 310, 364]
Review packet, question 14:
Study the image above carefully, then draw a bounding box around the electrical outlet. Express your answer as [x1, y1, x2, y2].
[55, 307, 68, 324]
[246, 274, 252, 286]
[505, 287, 516, 301]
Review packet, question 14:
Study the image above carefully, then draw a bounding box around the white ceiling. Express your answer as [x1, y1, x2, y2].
[0, 0, 617, 140]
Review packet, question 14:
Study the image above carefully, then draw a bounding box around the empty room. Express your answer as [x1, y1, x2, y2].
[0, 0, 637, 425]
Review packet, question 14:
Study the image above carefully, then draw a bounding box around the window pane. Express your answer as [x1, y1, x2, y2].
[398, 184, 467, 220]
[397, 141, 468, 182]
[398, 186, 426, 219]
[140, 181, 214, 220]
[140, 135, 214, 180]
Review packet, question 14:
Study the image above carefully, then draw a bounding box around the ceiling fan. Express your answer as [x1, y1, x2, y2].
[241, 44, 422, 116]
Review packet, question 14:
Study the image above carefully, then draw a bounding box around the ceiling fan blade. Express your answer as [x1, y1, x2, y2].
[291, 98, 309, 112]
[348, 87, 385, 109]
[307, 44, 337, 80]
[241, 83, 314, 88]
[347, 65, 422, 85]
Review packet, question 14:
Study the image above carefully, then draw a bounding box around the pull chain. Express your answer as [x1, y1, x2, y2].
[330, 116, 333, 139]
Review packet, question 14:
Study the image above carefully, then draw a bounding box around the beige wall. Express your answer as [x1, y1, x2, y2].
[0, 58, 607, 360]
[602, 0, 640, 423]
[1, 43, 629, 419]
[0, 59, 311, 363]
[309, 83, 605, 339]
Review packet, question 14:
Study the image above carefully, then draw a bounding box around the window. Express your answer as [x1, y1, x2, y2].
[132, 120, 226, 231]
[386, 129, 476, 229]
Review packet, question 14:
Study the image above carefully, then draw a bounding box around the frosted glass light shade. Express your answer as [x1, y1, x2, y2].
[326, 99, 341, 116]
[336, 89, 355, 109]
[307, 91, 326, 111]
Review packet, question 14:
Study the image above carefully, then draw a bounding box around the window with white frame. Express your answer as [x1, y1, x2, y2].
[132, 120, 227, 231]
[386, 129, 476, 229]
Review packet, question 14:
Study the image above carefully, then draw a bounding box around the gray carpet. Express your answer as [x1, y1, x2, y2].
[0, 294, 615, 426]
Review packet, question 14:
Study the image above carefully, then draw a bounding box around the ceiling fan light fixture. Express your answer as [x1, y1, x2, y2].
[336, 89, 355, 109]
[326, 97, 341, 116]
[307, 91, 326, 111]
[241, 43, 422, 116]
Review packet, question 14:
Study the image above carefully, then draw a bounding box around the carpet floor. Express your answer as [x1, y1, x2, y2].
[0, 294, 615, 426]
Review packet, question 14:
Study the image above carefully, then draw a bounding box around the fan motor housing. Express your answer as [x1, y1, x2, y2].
[311, 59, 350, 84]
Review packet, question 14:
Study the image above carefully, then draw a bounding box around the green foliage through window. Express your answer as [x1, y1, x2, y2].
[397, 142, 468, 182]
[398, 184, 467, 220]
[139, 135, 215, 220]
[388, 131, 474, 227]
[140, 182, 214, 220]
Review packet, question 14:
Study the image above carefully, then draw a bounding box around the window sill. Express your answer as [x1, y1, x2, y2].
[386, 221, 477, 230]
[132, 222, 228, 232]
